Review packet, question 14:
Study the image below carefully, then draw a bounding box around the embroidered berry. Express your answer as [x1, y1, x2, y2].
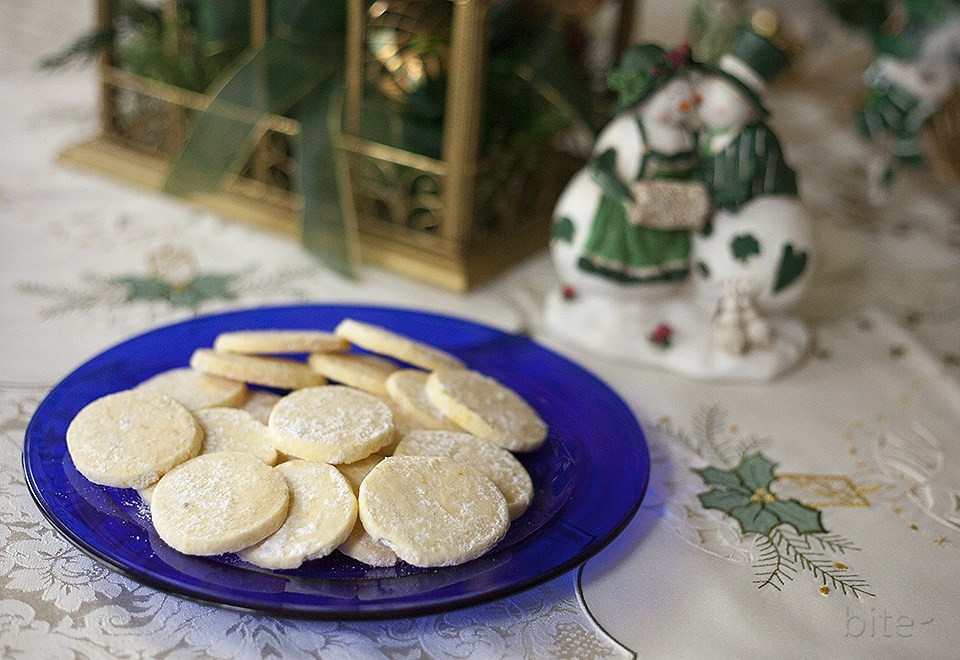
[562, 284, 578, 300]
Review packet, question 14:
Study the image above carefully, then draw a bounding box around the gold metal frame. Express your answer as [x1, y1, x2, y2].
[60, 0, 633, 291]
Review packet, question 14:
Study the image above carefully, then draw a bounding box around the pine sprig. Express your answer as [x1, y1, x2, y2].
[693, 404, 732, 466]
[771, 529, 875, 599]
[752, 533, 796, 591]
[733, 433, 773, 459]
[16, 281, 123, 319]
[660, 406, 772, 469]
[805, 533, 862, 555]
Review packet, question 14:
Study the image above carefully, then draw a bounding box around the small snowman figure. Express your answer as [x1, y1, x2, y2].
[544, 32, 811, 381]
[551, 44, 709, 301]
[858, 41, 954, 205]
[691, 28, 813, 344]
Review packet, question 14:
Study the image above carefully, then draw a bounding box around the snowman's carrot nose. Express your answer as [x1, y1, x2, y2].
[678, 100, 692, 112]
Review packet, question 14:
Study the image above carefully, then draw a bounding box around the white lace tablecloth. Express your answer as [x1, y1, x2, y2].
[3, 4, 960, 658]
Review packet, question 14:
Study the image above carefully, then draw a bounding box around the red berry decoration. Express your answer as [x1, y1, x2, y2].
[649, 322, 673, 348]
[562, 284, 578, 300]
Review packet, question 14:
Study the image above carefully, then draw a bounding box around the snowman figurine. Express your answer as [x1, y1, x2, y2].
[544, 31, 811, 381]
[690, 29, 813, 354]
[550, 43, 708, 301]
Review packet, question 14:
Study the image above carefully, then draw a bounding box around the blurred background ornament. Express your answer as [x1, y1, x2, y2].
[690, 0, 748, 64]
[824, 0, 960, 202]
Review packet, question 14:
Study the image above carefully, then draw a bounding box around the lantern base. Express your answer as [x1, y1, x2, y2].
[59, 135, 553, 292]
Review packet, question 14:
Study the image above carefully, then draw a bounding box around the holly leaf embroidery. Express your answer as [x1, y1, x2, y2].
[185, 273, 237, 300]
[735, 452, 776, 491]
[698, 488, 750, 512]
[696, 466, 745, 490]
[766, 499, 826, 535]
[695, 451, 826, 536]
[111, 276, 173, 302]
[729, 501, 781, 535]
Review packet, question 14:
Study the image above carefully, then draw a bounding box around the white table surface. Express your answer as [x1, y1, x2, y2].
[3, 3, 960, 658]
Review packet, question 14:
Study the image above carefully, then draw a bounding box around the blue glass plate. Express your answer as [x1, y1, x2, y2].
[23, 305, 649, 619]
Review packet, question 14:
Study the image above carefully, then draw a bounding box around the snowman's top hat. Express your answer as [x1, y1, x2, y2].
[705, 28, 790, 117]
[607, 43, 693, 112]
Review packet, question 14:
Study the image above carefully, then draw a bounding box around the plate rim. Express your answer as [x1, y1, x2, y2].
[23, 303, 650, 620]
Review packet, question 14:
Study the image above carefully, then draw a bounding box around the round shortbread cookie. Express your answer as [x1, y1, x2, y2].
[334, 319, 465, 371]
[358, 456, 510, 567]
[307, 352, 398, 398]
[239, 460, 358, 569]
[239, 389, 282, 425]
[190, 349, 324, 390]
[137, 367, 248, 411]
[194, 407, 278, 465]
[425, 369, 547, 452]
[394, 430, 534, 520]
[336, 454, 385, 489]
[150, 451, 290, 556]
[386, 369, 462, 431]
[268, 386, 395, 464]
[214, 330, 349, 355]
[339, 524, 399, 567]
[66, 389, 202, 489]
[335, 455, 398, 566]
[381, 401, 421, 447]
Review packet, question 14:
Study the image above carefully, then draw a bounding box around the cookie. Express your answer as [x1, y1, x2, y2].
[268, 385, 395, 464]
[137, 367, 248, 411]
[239, 389, 282, 425]
[150, 451, 290, 556]
[307, 352, 398, 398]
[425, 369, 547, 452]
[66, 389, 202, 489]
[214, 330, 348, 355]
[336, 453, 386, 489]
[381, 400, 424, 446]
[334, 319, 465, 371]
[239, 460, 357, 569]
[358, 455, 509, 567]
[335, 454, 398, 567]
[194, 407, 278, 465]
[190, 349, 324, 390]
[385, 369, 462, 431]
[394, 430, 533, 519]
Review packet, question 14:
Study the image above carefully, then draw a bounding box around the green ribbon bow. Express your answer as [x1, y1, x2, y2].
[163, 0, 591, 279]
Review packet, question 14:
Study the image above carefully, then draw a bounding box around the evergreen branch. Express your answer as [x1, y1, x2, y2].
[809, 533, 862, 555]
[772, 528, 875, 599]
[734, 433, 773, 458]
[17, 281, 124, 319]
[752, 533, 796, 591]
[232, 265, 318, 295]
[694, 404, 735, 466]
[672, 427, 699, 457]
[655, 418, 700, 458]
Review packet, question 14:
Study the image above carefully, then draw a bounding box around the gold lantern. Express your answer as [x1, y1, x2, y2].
[60, 0, 635, 291]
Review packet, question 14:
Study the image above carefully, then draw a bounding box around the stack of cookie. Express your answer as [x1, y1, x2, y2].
[65, 319, 547, 570]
